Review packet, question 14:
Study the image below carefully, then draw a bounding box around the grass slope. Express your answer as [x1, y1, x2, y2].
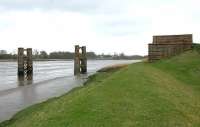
[1, 50, 200, 127]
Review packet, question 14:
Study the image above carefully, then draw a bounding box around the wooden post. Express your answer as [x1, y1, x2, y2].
[27, 48, 33, 75]
[74, 45, 87, 75]
[74, 45, 80, 75]
[81, 46, 87, 74]
[18, 48, 24, 76]
[17, 47, 33, 78]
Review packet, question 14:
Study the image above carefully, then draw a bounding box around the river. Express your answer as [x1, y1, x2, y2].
[0, 60, 139, 122]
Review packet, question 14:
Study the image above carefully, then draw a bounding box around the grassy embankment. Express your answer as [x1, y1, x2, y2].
[1, 46, 200, 127]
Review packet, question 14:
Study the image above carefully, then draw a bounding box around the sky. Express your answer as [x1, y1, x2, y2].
[0, 0, 200, 55]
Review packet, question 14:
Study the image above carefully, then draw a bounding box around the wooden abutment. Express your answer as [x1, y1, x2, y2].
[17, 45, 87, 79]
[148, 34, 193, 62]
[18, 48, 33, 77]
[74, 45, 87, 75]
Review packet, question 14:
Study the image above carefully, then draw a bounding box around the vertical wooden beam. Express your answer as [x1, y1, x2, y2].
[18, 48, 24, 76]
[27, 48, 33, 75]
[18, 47, 33, 79]
[74, 45, 80, 75]
[81, 46, 87, 74]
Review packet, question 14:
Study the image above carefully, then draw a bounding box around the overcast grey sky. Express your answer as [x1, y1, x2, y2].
[0, 0, 199, 55]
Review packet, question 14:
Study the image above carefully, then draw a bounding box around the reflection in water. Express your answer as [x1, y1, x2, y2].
[18, 74, 33, 86]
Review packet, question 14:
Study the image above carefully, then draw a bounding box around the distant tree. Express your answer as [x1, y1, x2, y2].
[87, 52, 96, 59]
[119, 53, 126, 59]
[40, 51, 48, 59]
[49, 52, 74, 59]
[0, 49, 143, 60]
[99, 53, 112, 59]
[33, 50, 40, 59]
[113, 52, 120, 60]
[0, 50, 7, 54]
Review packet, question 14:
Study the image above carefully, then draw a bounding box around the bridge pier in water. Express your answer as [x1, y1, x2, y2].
[18, 48, 33, 79]
[74, 45, 87, 75]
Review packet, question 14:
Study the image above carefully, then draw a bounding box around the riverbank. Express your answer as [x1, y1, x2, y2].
[0, 60, 138, 122]
[1, 50, 200, 127]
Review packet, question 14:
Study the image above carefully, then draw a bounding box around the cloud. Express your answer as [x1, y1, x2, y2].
[0, 0, 200, 55]
[0, 0, 131, 14]
[0, 11, 89, 49]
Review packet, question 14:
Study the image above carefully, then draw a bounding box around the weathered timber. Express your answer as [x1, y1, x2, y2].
[17, 48, 33, 77]
[148, 34, 193, 62]
[153, 34, 193, 45]
[18, 48, 24, 76]
[74, 45, 80, 75]
[74, 45, 87, 75]
[27, 48, 33, 75]
[81, 46, 87, 74]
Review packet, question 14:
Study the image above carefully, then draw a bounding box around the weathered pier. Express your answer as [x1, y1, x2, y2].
[18, 48, 33, 77]
[74, 45, 87, 75]
[148, 34, 193, 62]
[17, 45, 87, 78]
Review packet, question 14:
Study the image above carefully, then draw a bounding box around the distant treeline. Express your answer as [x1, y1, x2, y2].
[0, 50, 143, 60]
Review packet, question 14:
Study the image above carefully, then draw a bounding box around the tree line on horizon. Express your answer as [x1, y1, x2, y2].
[0, 50, 143, 60]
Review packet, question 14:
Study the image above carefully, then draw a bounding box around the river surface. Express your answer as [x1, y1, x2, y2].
[0, 60, 139, 122]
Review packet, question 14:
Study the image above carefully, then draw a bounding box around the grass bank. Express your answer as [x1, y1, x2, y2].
[1, 49, 200, 127]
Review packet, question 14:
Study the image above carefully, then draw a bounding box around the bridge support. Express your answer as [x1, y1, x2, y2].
[74, 45, 87, 75]
[18, 48, 33, 78]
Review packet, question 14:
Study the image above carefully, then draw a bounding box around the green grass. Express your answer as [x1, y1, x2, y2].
[192, 43, 200, 53]
[1, 50, 200, 127]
